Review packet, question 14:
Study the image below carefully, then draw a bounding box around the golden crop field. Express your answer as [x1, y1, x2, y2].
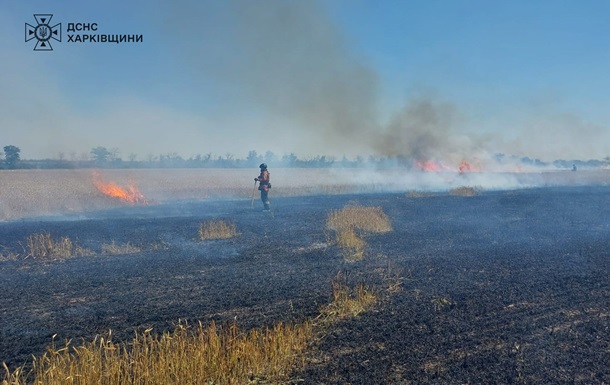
[1, 168, 609, 220]
[0, 168, 403, 220]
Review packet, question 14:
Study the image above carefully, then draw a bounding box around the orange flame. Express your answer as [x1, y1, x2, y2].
[415, 159, 482, 173]
[415, 160, 444, 172]
[92, 172, 148, 205]
[458, 160, 481, 173]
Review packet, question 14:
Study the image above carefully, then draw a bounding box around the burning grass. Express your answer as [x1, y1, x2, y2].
[25, 233, 92, 260]
[92, 171, 148, 205]
[3, 168, 610, 221]
[199, 220, 238, 240]
[326, 205, 392, 261]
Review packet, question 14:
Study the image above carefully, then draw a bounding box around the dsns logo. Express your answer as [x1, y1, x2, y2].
[25, 14, 62, 51]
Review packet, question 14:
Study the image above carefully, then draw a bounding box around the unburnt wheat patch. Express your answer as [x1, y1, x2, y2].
[26, 233, 92, 260]
[326, 205, 392, 260]
[198, 220, 238, 240]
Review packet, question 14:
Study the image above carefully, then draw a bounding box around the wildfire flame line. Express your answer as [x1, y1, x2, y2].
[415, 160, 481, 173]
[92, 172, 148, 205]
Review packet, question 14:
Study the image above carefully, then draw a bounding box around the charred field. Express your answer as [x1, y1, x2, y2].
[2, 182, 610, 384]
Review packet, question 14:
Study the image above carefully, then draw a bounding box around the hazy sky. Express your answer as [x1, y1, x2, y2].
[2, 0, 610, 161]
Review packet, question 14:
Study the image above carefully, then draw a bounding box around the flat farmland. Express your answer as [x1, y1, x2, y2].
[1, 169, 610, 383]
[1, 168, 609, 221]
[0, 168, 404, 220]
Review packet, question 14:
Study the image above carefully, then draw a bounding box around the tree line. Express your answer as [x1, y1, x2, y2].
[1, 145, 608, 170]
[0, 145, 21, 169]
[1, 146, 367, 169]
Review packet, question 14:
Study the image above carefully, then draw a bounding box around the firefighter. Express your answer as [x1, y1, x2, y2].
[255, 163, 271, 211]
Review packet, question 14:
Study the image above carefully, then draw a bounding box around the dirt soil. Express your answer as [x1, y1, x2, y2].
[2, 186, 610, 384]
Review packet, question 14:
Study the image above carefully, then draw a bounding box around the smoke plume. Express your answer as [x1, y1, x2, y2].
[374, 97, 487, 161]
[163, 0, 378, 155]
[162, 0, 609, 164]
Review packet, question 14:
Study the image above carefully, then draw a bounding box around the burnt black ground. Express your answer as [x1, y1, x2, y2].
[2, 186, 610, 384]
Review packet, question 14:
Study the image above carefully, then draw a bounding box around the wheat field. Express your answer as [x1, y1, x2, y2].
[1, 167, 594, 220]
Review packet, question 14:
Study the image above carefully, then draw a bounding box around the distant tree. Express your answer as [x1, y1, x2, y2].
[159, 152, 184, 167]
[339, 155, 355, 167]
[3, 145, 21, 169]
[216, 153, 235, 167]
[281, 153, 298, 167]
[305, 155, 334, 168]
[247, 150, 262, 166]
[128, 153, 138, 162]
[109, 147, 121, 162]
[187, 154, 202, 167]
[188, 153, 212, 167]
[146, 153, 158, 165]
[264, 151, 276, 164]
[91, 146, 111, 165]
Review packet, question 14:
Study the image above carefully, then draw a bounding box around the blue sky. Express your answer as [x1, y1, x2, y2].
[2, 0, 610, 162]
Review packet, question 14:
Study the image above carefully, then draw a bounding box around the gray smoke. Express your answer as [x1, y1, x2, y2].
[162, 1, 609, 164]
[163, 0, 378, 154]
[162, 1, 484, 160]
[376, 97, 459, 159]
